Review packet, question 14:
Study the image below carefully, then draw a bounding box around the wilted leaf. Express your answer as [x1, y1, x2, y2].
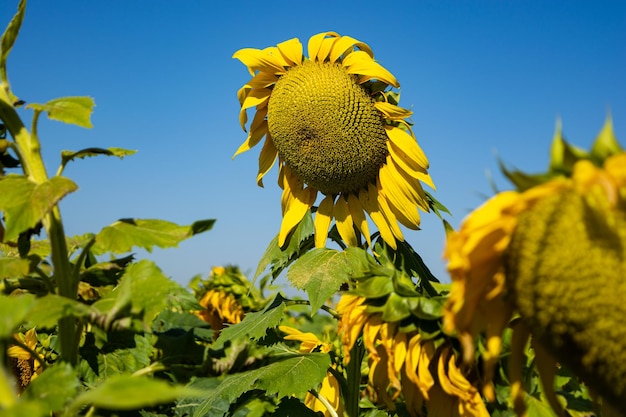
[92, 218, 214, 255]
[27, 96, 95, 128]
[193, 353, 330, 417]
[70, 375, 203, 411]
[212, 294, 286, 351]
[59, 147, 136, 174]
[0, 293, 35, 337]
[288, 247, 371, 313]
[0, 175, 78, 241]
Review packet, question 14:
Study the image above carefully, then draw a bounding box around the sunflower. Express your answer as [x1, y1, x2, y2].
[8, 328, 43, 392]
[233, 32, 434, 249]
[443, 119, 626, 415]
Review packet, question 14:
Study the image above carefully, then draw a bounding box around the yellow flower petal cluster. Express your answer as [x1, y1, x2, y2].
[279, 326, 343, 417]
[443, 149, 626, 412]
[234, 32, 434, 250]
[7, 328, 42, 392]
[337, 295, 489, 416]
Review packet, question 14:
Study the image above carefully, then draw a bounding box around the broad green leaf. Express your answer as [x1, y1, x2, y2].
[27, 96, 95, 128]
[288, 247, 371, 313]
[193, 353, 331, 417]
[27, 294, 95, 328]
[255, 211, 314, 280]
[78, 333, 153, 384]
[0, 256, 31, 278]
[22, 363, 78, 412]
[0, 403, 47, 417]
[92, 218, 215, 255]
[0, 175, 78, 241]
[0, 0, 26, 89]
[69, 375, 203, 411]
[0, 293, 35, 337]
[175, 378, 228, 417]
[92, 260, 186, 328]
[212, 293, 286, 351]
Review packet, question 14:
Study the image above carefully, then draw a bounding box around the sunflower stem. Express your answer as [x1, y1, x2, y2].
[345, 338, 365, 417]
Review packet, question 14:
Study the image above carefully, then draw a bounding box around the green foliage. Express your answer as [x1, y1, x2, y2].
[27, 97, 95, 128]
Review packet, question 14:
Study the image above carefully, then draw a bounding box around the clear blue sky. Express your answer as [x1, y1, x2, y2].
[2, 1, 625, 285]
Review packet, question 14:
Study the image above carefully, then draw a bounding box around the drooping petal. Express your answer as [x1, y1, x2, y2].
[314, 195, 335, 248]
[232, 120, 268, 158]
[374, 101, 413, 120]
[257, 133, 278, 187]
[387, 138, 435, 190]
[359, 184, 397, 249]
[233, 47, 287, 75]
[276, 37, 303, 66]
[329, 36, 374, 63]
[241, 88, 271, 112]
[307, 31, 339, 61]
[279, 185, 316, 247]
[385, 125, 429, 169]
[378, 164, 421, 229]
[237, 86, 251, 130]
[347, 193, 372, 247]
[342, 50, 399, 88]
[245, 72, 279, 89]
[334, 196, 357, 247]
[375, 182, 404, 242]
[385, 156, 431, 212]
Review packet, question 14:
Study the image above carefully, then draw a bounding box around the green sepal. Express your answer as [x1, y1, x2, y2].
[548, 119, 589, 175]
[589, 115, 623, 162]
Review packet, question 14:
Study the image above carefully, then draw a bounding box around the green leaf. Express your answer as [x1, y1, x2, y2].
[0, 293, 35, 337]
[288, 247, 371, 313]
[0, 175, 78, 241]
[27, 294, 95, 328]
[212, 293, 286, 351]
[193, 353, 331, 417]
[92, 218, 215, 255]
[0, 0, 26, 89]
[59, 147, 137, 174]
[69, 375, 203, 411]
[255, 211, 314, 280]
[408, 295, 446, 320]
[92, 260, 184, 328]
[22, 363, 79, 412]
[27, 96, 95, 128]
[0, 256, 31, 278]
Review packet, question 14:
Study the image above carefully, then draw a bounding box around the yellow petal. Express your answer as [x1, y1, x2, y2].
[378, 164, 421, 229]
[241, 88, 271, 112]
[387, 140, 435, 190]
[279, 186, 315, 247]
[307, 31, 339, 61]
[385, 125, 429, 169]
[374, 101, 413, 120]
[256, 133, 278, 187]
[245, 72, 279, 89]
[334, 196, 358, 247]
[314, 194, 334, 248]
[233, 119, 267, 158]
[347, 193, 372, 247]
[385, 156, 431, 212]
[276, 37, 303, 66]
[330, 35, 373, 63]
[342, 50, 399, 88]
[375, 183, 404, 241]
[316, 36, 338, 62]
[237, 86, 251, 130]
[360, 184, 397, 249]
[233, 47, 287, 75]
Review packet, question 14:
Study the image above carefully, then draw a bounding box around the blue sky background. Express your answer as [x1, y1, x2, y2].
[2, 1, 625, 287]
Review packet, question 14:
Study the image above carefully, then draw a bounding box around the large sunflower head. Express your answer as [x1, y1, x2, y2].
[233, 32, 435, 249]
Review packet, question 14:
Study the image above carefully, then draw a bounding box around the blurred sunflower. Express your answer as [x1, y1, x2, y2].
[443, 118, 626, 414]
[279, 325, 344, 417]
[233, 32, 434, 250]
[336, 295, 489, 417]
[8, 328, 43, 392]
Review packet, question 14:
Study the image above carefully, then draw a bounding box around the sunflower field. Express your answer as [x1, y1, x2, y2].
[1, 1, 625, 416]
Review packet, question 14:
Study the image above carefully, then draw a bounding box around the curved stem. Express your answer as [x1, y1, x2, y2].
[309, 388, 339, 417]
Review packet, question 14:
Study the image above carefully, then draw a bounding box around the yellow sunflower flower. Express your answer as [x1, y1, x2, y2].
[7, 328, 43, 392]
[233, 32, 434, 249]
[279, 326, 344, 417]
[196, 289, 245, 338]
[443, 120, 626, 414]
